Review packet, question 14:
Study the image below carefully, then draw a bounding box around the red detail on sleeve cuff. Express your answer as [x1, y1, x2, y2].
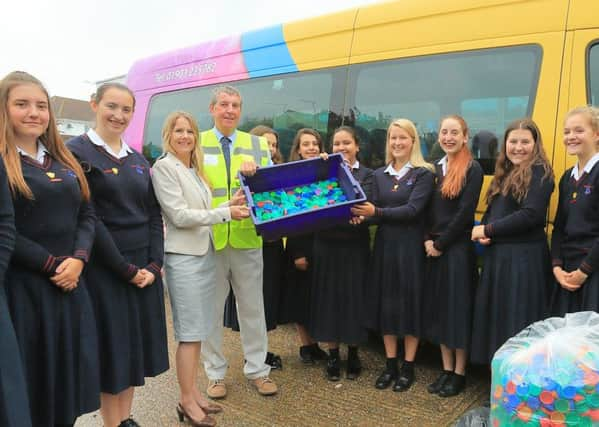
[146, 262, 162, 276]
[43, 255, 67, 275]
[121, 263, 139, 281]
[580, 262, 593, 275]
[43, 255, 56, 273]
[73, 249, 89, 263]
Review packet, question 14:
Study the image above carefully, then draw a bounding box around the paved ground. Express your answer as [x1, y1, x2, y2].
[78, 297, 489, 427]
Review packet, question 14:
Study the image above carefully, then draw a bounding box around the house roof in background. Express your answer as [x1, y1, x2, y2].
[50, 96, 95, 122]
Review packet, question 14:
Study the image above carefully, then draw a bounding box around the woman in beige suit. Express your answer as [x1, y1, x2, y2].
[152, 111, 249, 427]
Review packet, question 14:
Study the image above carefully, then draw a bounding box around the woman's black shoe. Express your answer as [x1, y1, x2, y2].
[326, 354, 341, 381]
[393, 363, 415, 392]
[375, 368, 396, 389]
[346, 353, 362, 380]
[119, 418, 140, 427]
[427, 370, 453, 394]
[310, 344, 328, 361]
[299, 345, 314, 364]
[300, 344, 327, 364]
[265, 352, 283, 370]
[439, 373, 466, 397]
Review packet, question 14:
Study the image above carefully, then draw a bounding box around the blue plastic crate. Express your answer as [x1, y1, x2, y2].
[238, 153, 367, 240]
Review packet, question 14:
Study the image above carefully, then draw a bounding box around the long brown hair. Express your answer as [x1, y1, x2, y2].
[288, 128, 323, 161]
[0, 71, 90, 200]
[439, 115, 473, 199]
[486, 118, 552, 203]
[250, 125, 283, 164]
[161, 111, 210, 186]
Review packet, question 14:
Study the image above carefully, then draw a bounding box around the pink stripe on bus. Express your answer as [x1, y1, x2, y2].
[125, 35, 250, 150]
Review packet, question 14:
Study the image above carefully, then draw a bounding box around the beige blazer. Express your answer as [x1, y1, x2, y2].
[152, 152, 231, 256]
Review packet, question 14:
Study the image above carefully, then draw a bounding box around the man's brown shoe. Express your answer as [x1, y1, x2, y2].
[252, 377, 278, 396]
[206, 379, 227, 399]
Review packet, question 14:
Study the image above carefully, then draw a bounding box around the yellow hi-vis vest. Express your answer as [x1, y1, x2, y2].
[201, 129, 270, 250]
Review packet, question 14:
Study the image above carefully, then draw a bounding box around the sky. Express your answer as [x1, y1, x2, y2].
[1, 0, 381, 100]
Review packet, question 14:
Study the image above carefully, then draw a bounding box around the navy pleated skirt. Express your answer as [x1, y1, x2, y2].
[5, 266, 100, 426]
[470, 240, 551, 364]
[309, 236, 369, 344]
[423, 238, 478, 350]
[551, 254, 599, 316]
[365, 224, 426, 337]
[85, 247, 169, 394]
[0, 285, 32, 427]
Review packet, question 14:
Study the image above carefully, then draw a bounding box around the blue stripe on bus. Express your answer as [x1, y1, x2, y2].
[241, 24, 298, 78]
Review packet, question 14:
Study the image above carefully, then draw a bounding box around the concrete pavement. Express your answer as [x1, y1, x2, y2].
[78, 297, 489, 426]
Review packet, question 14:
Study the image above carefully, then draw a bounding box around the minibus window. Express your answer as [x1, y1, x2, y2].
[348, 45, 541, 173]
[589, 43, 599, 106]
[143, 68, 342, 163]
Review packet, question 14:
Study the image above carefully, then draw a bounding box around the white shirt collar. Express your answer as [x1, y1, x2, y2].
[437, 156, 448, 176]
[384, 161, 413, 179]
[87, 129, 133, 159]
[17, 141, 48, 163]
[571, 152, 599, 179]
[351, 160, 360, 170]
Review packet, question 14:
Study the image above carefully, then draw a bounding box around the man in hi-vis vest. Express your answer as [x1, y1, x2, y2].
[200, 86, 277, 398]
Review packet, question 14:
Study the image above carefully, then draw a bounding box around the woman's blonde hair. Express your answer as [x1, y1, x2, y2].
[161, 111, 210, 186]
[565, 106, 599, 148]
[385, 118, 433, 171]
[0, 71, 90, 200]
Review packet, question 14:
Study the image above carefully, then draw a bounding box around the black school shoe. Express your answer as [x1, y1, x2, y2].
[119, 418, 140, 427]
[427, 370, 453, 394]
[310, 344, 328, 361]
[326, 354, 341, 381]
[300, 343, 328, 364]
[392, 363, 415, 392]
[438, 373, 466, 397]
[299, 345, 314, 364]
[265, 352, 283, 370]
[346, 353, 362, 380]
[375, 368, 397, 389]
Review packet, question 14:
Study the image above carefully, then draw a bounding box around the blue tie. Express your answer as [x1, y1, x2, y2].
[220, 136, 231, 186]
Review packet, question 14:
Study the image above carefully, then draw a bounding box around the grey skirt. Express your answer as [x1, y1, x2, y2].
[164, 247, 217, 342]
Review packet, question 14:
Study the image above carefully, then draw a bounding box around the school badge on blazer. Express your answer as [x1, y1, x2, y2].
[46, 171, 62, 182]
[131, 164, 145, 174]
[103, 167, 119, 175]
[62, 169, 77, 178]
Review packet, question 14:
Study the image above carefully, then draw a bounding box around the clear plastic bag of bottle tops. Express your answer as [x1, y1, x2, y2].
[454, 407, 490, 427]
[491, 311, 599, 427]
